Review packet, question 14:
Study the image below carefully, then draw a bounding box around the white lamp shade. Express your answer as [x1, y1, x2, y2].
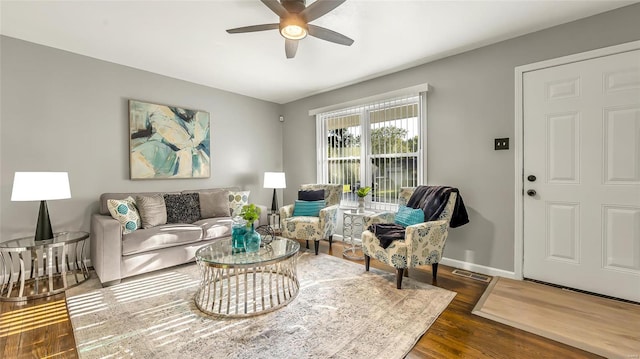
[263, 172, 286, 189]
[11, 172, 71, 201]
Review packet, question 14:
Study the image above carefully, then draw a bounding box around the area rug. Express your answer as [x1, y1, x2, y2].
[472, 277, 640, 359]
[68, 251, 455, 359]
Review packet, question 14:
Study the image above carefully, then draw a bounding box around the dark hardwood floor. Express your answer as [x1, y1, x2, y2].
[0, 293, 78, 359]
[0, 239, 601, 358]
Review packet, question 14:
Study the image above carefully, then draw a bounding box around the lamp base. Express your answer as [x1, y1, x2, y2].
[35, 200, 54, 242]
[271, 188, 278, 214]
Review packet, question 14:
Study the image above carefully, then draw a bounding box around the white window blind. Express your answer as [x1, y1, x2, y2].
[316, 91, 426, 211]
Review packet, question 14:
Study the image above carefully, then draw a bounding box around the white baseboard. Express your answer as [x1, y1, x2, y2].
[440, 257, 517, 279]
[328, 236, 517, 280]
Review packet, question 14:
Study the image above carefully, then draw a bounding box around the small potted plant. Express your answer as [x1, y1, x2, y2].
[356, 186, 371, 213]
[240, 203, 261, 227]
[240, 204, 262, 252]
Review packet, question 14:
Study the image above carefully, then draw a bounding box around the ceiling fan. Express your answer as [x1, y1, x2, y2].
[226, 0, 354, 59]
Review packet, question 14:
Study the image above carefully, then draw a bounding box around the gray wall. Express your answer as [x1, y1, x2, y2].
[281, 4, 640, 272]
[0, 36, 284, 240]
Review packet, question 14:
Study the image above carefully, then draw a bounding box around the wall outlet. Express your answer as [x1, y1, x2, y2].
[494, 138, 509, 150]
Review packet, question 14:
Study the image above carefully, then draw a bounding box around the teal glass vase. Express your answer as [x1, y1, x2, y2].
[244, 224, 261, 253]
[232, 218, 247, 253]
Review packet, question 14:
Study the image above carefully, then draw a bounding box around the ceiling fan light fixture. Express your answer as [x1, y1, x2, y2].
[281, 24, 307, 40]
[227, 0, 352, 58]
[279, 16, 308, 40]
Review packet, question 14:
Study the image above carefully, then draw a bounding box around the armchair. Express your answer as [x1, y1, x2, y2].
[280, 184, 342, 255]
[361, 187, 457, 289]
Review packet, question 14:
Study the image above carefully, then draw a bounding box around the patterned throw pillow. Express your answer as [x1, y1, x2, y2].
[292, 200, 325, 217]
[107, 196, 141, 234]
[228, 190, 250, 217]
[164, 193, 201, 224]
[136, 194, 167, 229]
[395, 205, 425, 227]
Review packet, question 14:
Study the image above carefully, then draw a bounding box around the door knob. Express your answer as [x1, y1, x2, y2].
[527, 175, 536, 182]
[527, 189, 536, 196]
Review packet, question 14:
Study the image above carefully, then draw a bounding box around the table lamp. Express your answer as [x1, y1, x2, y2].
[11, 172, 71, 241]
[263, 172, 286, 214]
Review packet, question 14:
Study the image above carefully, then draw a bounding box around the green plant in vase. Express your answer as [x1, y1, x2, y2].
[240, 203, 261, 225]
[240, 204, 262, 252]
[356, 186, 371, 198]
[356, 186, 371, 213]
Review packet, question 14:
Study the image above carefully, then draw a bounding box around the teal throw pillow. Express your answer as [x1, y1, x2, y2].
[292, 200, 325, 217]
[395, 206, 424, 227]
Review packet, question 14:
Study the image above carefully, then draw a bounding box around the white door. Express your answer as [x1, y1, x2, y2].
[523, 49, 640, 302]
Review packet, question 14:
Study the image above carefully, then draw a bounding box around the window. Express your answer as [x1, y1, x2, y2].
[315, 91, 426, 210]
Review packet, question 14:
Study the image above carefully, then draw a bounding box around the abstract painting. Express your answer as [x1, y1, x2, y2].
[129, 100, 210, 179]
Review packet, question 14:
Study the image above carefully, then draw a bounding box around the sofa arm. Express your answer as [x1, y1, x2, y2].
[405, 219, 449, 263]
[364, 211, 395, 229]
[279, 204, 295, 220]
[319, 204, 339, 238]
[90, 214, 123, 286]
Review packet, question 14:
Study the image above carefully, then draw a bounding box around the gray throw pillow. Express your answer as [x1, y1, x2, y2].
[298, 189, 325, 201]
[136, 194, 167, 229]
[164, 193, 201, 224]
[200, 190, 231, 218]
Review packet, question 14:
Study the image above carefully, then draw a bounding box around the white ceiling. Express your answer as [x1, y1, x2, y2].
[1, 1, 634, 104]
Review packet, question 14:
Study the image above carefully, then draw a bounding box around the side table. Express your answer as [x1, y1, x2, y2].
[0, 231, 90, 302]
[268, 213, 282, 235]
[342, 211, 375, 260]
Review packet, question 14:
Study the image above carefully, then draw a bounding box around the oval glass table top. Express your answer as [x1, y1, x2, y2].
[196, 236, 300, 267]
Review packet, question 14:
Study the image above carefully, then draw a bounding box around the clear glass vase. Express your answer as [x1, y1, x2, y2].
[244, 223, 261, 253]
[357, 197, 365, 213]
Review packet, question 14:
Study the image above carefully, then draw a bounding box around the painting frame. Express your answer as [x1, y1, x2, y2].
[129, 99, 211, 180]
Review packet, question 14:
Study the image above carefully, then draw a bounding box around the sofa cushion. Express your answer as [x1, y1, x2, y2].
[136, 194, 167, 229]
[164, 193, 201, 223]
[228, 190, 250, 217]
[99, 192, 179, 215]
[107, 196, 141, 234]
[193, 217, 233, 239]
[199, 190, 231, 218]
[122, 223, 203, 256]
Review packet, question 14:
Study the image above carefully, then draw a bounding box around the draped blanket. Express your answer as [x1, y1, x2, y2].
[368, 186, 469, 248]
[369, 223, 407, 249]
[407, 186, 469, 228]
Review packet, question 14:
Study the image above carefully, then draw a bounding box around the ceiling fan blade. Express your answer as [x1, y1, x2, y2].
[308, 24, 354, 46]
[226, 23, 279, 34]
[261, 0, 289, 18]
[285, 39, 298, 59]
[300, 0, 346, 22]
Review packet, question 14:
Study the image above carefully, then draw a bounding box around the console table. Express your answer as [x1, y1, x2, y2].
[0, 231, 90, 301]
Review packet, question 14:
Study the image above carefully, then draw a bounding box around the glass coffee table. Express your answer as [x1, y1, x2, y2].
[0, 231, 90, 301]
[194, 236, 300, 317]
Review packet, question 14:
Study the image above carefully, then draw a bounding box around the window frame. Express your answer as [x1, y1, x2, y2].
[313, 88, 428, 209]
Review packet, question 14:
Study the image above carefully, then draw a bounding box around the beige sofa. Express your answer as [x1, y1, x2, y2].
[90, 188, 267, 286]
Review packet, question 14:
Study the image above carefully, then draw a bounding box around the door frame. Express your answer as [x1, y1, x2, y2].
[513, 40, 640, 280]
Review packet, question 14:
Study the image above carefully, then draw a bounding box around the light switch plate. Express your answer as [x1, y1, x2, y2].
[495, 138, 509, 150]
